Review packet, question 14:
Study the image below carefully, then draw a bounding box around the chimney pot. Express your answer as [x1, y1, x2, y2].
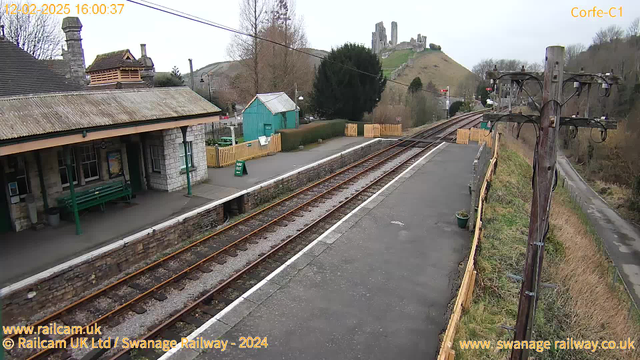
[141, 44, 147, 57]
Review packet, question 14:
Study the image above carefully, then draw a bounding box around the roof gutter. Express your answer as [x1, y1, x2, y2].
[0, 111, 220, 148]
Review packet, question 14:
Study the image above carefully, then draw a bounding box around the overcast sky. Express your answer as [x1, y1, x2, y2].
[35, 0, 640, 73]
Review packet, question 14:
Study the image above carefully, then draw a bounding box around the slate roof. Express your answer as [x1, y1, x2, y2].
[246, 92, 297, 115]
[0, 38, 83, 97]
[86, 50, 144, 72]
[0, 87, 221, 142]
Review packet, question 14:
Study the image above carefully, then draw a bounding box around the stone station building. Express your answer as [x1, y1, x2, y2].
[0, 88, 220, 233]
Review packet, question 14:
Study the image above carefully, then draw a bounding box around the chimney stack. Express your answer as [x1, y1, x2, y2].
[61, 17, 87, 86]
[138, 43, 155, 86]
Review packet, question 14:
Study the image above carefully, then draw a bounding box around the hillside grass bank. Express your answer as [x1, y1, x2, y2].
[453, 136, 640, 360]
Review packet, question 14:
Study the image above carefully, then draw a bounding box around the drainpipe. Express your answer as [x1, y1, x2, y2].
[36, 151, 49, 211]
[180, 126, 192, 196]
[64, 146, 81, 235]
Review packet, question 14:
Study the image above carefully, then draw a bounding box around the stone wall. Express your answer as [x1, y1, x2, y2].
[243, 140, 391, 211]
[469, 142, 492, 229]
[2, 203, 224, 324]
[3, 137, 134, 231]
[163, 124, 208, 192]
[1, 138, 392, 322]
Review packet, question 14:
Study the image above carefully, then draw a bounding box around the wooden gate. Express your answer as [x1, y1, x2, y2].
[345, 123, 358, 137]
[364, 124, 381, 138]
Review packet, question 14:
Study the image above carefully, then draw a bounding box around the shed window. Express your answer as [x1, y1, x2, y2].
[57, 150, 78, 187]
[150, 145, 163, 173]
[179, 142, 193, 169]
[80, 145, 99, 181]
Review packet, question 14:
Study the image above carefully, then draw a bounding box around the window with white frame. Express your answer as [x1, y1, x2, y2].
[79, 145, 100, 181]
[178, 142, 193, 169]
[57, 150, 78, 187]
[150, 145, 163, 173]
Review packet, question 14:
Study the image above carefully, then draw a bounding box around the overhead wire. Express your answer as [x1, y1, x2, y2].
[126, 0, 450, 97]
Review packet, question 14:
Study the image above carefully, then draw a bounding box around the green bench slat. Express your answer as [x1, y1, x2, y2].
[56, 181, 131, 212]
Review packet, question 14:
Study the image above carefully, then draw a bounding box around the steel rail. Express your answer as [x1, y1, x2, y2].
[8, 115, 455, 338]
[20, 112, 484, 360]
[108, 113, 484, 360]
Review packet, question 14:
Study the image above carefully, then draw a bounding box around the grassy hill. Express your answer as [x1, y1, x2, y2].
[382, 49, 474, 97]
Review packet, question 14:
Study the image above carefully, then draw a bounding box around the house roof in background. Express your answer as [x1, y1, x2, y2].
[0, 87, 221, 142]
[86, 49, 144, 72]
[247, 92, 297, 115]
[0, 39, 83, 97]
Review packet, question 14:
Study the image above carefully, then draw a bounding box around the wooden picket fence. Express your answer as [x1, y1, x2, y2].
[457, 128, 493, 147]
[345, 123, 358, 137]
[364, 124, 381, 138]
[456, 129, 470, 144]
[380, 124, 402, 136]
[206, 133, 281, 168]
[437, 133, 500, 360]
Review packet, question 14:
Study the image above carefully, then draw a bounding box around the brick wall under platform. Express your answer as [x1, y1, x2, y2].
[1, 203, 223, 324]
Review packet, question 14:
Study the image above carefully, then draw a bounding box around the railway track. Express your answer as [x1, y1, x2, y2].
[5, 111, 484, 360]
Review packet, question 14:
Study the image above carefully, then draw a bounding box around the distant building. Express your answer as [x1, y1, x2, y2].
[85, 49, 149, 89]
[242, 92, 298, 141]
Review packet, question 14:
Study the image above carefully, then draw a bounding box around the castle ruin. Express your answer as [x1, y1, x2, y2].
[370, 21, 427, 55]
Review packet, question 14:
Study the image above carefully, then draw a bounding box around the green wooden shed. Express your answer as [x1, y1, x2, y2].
[242, 92, 298, 141]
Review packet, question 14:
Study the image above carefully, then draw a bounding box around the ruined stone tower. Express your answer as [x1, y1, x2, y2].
[61, 17, 87, 86]
[371, 22, 388, 55]
[391, 21, 398, 47]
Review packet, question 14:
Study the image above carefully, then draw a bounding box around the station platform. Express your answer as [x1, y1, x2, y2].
[194, 137, 371, 201]
[0, 136, 372, 287]
[171, 143, 480, 360]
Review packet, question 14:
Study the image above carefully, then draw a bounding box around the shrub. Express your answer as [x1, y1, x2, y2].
[279, 120, 346, 151]
[449, 101, 464, 116]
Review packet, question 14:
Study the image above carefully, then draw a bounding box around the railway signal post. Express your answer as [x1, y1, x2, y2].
[483, 45, 618, 360]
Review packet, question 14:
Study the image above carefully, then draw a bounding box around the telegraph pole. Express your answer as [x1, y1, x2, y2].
[510, 46, 563, 360]
[484, 51, 618, 360]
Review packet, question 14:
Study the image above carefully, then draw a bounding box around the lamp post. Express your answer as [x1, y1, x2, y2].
[294, 82, 303, 127]
[200, 72, 212, 103]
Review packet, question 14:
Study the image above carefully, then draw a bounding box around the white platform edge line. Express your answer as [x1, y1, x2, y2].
[157, 141, 446, 359]
[1, 138, 389, 297]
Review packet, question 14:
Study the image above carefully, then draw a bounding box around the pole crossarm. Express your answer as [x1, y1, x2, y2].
[483, 113, 618, 129]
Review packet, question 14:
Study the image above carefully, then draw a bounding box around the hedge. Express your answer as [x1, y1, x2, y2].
[278, 120, 346, 151]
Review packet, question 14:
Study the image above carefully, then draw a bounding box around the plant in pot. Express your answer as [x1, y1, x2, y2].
[456, 209, 469, 228]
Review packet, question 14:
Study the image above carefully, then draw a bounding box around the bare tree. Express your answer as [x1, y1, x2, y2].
[526, 62, 544, 73]
[593, 25, 624, 45]
[0, 0, 64, 59]
[260, 0, 310, 96]
[565, 43, 586, 67]
[627, 17, 640, 38]
[472, 59, 494, 80]
[227, 0, 267, 96]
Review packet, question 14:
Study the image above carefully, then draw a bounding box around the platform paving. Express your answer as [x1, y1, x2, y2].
[170, 143, 479, 360]
[0, 136, 373, 287]
[199, 136, 372, 199]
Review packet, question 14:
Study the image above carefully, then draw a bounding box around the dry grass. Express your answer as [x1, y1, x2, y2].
[454, 134, 640, 359]
[549, 195, 639, 348]
[382, 51, 473, 98]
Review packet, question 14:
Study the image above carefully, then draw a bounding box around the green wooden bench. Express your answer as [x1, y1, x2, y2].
[57, 180, 132, 213]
